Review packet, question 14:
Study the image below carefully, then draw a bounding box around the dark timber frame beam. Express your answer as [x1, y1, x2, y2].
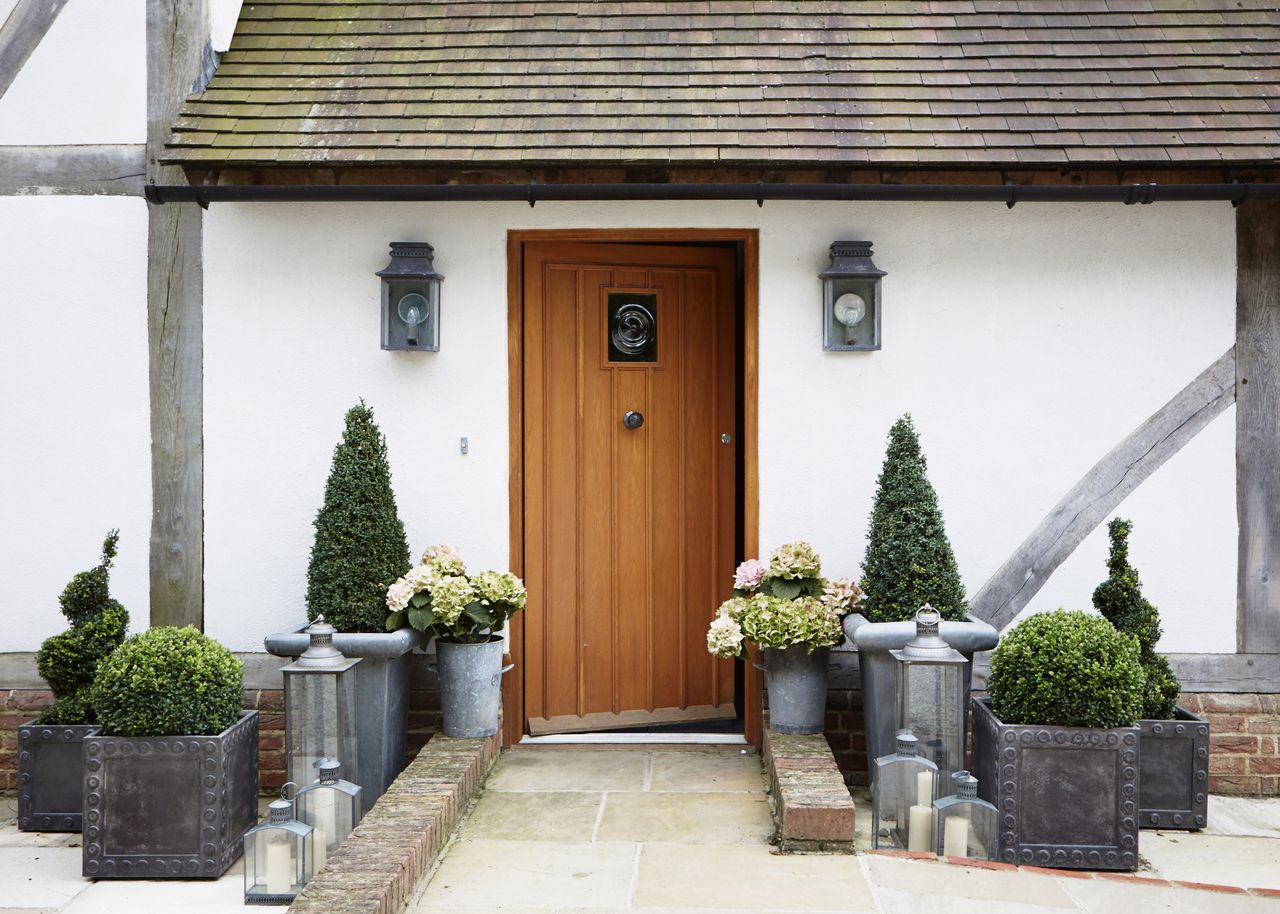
[0, 145, 144, 196]
[147, 0, 207, 629]
[0, 0, 68, 101]
[972, 348, 1237, 632]
[1237, 201, 1280, 655]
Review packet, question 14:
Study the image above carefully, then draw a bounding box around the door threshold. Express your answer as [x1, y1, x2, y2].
[519, 732, 749, 746]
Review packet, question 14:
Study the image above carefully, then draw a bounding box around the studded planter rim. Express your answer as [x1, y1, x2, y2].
[18, 722, 100, 832]
[1138, 707, 1210, 831]
[971, 698, 1139, 872]
[82, 710, 259, 880]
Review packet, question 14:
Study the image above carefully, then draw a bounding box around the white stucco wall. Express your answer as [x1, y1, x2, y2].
[0, 0, 146, 145]
[203, 201, 1236, 654]
[0, 196, 151, 652]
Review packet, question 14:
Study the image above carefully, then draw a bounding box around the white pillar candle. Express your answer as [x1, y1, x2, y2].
[943, 815, 970, 858]
[313, 789, 337, 855]
[265, 833, 291, 895]
[916, 769, 934, 808]
[312, 826, 327, 872]
[907, 805, 934, 852]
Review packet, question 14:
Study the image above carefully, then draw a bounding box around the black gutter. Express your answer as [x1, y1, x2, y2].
[144, 181, 1278, 208]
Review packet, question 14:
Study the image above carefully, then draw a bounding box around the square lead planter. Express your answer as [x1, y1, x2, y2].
[17, 722, 100, 832]
[972, 699, 1139, 871]
[1138, 708, 1209, 830]
[83, 711, 258, 879]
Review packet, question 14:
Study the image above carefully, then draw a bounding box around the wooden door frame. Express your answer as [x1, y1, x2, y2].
[504, 228, 761, 748]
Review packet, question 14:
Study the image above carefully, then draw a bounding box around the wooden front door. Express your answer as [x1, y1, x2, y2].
[522, 241, 738, 734]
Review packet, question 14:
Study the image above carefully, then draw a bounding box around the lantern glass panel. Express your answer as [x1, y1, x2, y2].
[382, 279, 440, 351]
[894, 655, 966, 784]
[823, 276, 881, 351]
[296, 774, 362, 870]
[282, 658, 360, 794]
[934, 777, 999, 860]
[872, 735, 939, 851]
[244, 818, 314, 904]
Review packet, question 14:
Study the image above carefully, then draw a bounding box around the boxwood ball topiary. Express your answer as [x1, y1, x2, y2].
[988, 609, 1145, 729]
[91, 626, 244, 737]
[860, 414, 967, 623]
[306, 400, 411, 632]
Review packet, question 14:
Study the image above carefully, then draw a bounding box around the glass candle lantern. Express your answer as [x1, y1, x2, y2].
[890, 605, 969, 785]
[295, 757, 363, 872]
[872, 731, 940, 852]
[281, 617, 361, 795]
[244, 798, 315, 905]
[933, 773, 999, 860]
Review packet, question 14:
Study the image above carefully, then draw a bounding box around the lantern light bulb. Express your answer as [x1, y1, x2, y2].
[833, 292, 867, 327]
[397, 292, 429, 345]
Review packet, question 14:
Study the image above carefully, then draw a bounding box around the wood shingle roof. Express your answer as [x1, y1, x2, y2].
[163, 0, 1280, 170]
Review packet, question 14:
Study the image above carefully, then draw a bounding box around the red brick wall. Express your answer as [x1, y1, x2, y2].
[1181, 692, 1280, 796]
[1, 686, 441, 794]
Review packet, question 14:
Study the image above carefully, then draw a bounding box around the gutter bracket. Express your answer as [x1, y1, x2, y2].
[1005, 180, 1017, 210]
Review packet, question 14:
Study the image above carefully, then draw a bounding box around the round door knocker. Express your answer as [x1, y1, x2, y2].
[623, 410, 645, 430]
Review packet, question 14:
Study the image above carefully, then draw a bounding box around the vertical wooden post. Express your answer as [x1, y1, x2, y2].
[1237, 200, 1280, 654]
[146, 0, 207, 629]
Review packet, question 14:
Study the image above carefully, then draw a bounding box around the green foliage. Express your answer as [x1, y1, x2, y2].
[1093, 519, 1181, 720]
[306, 401, 411, 632]
[90, 626, 244, 737]
[34, 532, 129, 725]
[860, 415, 967, 623]
[988, 609, 1146, 729]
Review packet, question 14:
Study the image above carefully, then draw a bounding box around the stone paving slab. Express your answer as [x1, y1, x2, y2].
[597, 791, 773, 845]
[483, 749, 648, 792]
[424, 839, 639, 909]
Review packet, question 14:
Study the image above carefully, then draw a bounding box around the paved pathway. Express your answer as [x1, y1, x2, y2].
[410, 746, 1280, 914]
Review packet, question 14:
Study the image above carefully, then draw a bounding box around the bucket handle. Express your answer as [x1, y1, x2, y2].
[490, 662, 515, 688]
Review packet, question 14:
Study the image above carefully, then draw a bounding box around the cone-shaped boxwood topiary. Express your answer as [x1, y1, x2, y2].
[90, 626, 244, 737]
[306, 400, 411, 632]
[989, 609, 1145, 729]
[34, 531, 129, 725]
[1093, 518, 1180, 720]
[860, 414, 967, 622]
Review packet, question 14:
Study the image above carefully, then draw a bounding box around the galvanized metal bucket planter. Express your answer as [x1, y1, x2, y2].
[760, 645, 831, 735]
[971, 698, 1139, 871]
[82, 710, 259, 879]
[265, 624, 416, 813]
[434, 636, 512, 738]
[844, 612, 998, 777]
[17, 722, 99, 832]
[1138, 707, 1209, 830]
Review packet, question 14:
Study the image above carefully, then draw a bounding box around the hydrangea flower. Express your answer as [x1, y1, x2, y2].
[821, 578, 865, 616]
[706, 610, 744, 659]
[420, 544, 465, 577]
[733, 559, 766, 591]
[428, 575, 477, 628]
[473, 570, 527, 609]
[767, 541, 822, 581]
[385, 562, 440, 613]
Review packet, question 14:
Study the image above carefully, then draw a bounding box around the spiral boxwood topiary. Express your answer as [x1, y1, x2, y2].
[306, 401, 411, 632]
[34, 531, 129, 725]
[90, 626, 244, 737]
[1093, 518, 1180, 720]
[988, 609, 1145, 729]
[860, 414, 967, 623]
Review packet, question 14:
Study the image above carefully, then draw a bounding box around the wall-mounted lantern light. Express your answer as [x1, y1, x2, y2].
[821, 240, 885, 351]
[377, 242, 443, 351]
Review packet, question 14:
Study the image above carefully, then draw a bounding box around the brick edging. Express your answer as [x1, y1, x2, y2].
[762, 722, 856, 852]
[868, 849, 1280, 897]
[289, 731, 499, 914]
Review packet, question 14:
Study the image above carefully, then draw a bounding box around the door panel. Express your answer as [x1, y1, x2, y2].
[523, 242, 737, 733]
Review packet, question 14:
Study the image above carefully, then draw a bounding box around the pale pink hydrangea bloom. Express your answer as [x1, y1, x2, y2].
[821, 578, 865, 616]
[733, 558, 766, 591]
[420, 544, 465, 576]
